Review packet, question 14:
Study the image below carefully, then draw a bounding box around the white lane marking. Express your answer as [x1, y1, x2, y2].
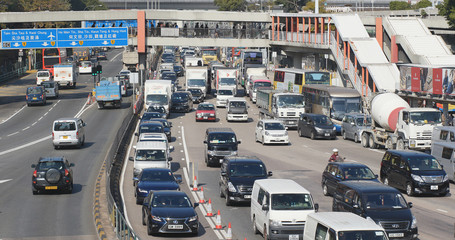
[31, 122, 37, 126]
[0, 179, 12, 184]
[43, 112, 48, 116]
[437, 209, 448, 213]
[181, 126, 190, 170]
[303, 145, 308, 148]
[110, 51, 123, 62]
[369, 149, 384, 153]
[181, 158, 185, 161]
[22, 126, 30, 131]
[7, 132, 19, 137]
[38, 116, 43, 121]
[0, 135, 51, 156]
[0, 105, 26, 124]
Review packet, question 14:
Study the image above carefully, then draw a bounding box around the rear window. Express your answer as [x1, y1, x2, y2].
[54, 121, 76, 131]
[37, 72, 50, 77]
[37, 161, 64, 171]
[27, 88, 42, 94]
[42, 82, 54, 88]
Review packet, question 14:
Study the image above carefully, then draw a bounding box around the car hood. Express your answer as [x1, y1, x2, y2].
[172, 99, 188, 104]
[230, 176, 267, 187]
[314, 124, 335, 129]
[365, 208, 412, 222]
[411, 170, 446, 176]
[137, 181, 179, 191]
[151, 207, 196, 218]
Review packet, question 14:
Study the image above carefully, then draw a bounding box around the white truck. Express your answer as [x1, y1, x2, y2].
[186, 66, 208, 97]
[360, 93, 442, 150]
[256, 89, 305, 128]
[184, 56, 203, 68]
[226, 98, 248, 122]
[144, 80, 172, 114]
[216, 68, 238, 95]
[245, 67, 267, 95]
[53, 64, 77, 88]
[216, 86, 235, 108]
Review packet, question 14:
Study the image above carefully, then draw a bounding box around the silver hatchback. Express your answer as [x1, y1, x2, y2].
[341, 113, 372, 143]
[52, 118, 86, 149]
[42, 81, 59, 98]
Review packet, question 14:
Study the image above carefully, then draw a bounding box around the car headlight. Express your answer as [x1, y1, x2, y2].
[197, 113, 202, 117]
[333, 126, 336, 131]
[284, 131, 288, 136]
[210, 113, 215, 116]
[315, 127, 322, 132]
[208, 150, 215, 155]
[265, 131, 270, 136]
[231, 151, 238, 156]
[138, 188, 148, 193]
[188, 215, 198, 222]
[152, 215, 162, 222]
[280, 112, 284, 117]
[228, 182, 237, 192]
[270, 219, 281, 227]
[133, 168, 142, 176]
[411, 215, 417, 229]
[443, 175, 449, 182]
[411, 174, 424, 183]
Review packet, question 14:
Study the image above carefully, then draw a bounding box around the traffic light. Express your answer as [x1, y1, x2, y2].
[96, 65, 102, 74]
[92, 67, 97, 76]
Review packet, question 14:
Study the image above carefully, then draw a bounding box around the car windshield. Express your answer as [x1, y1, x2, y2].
[172, 94, 189, 100]
[338, 231, 387, 240]
[356, 116, 372, 126]
[188, 89, 202, 95]
[342, 166, 376, 180]
[264, 122, 285, 130]
[152, 195, 192, 208]
[81, 62, 91, 67]
[220, 78, 236, 86]
[27, 88, 42, 94]
[135, 150, 166, 161]
[146, 95, 168, 105]
[139, 125, 163, 134]
[362, 193, 408, 210]
[152, 120, 169, 128]
[271, 194, 313, 210]
[147, 106, 165, 113]
[37, 161, 64, 171]
[218, 89, 233, 95]
[142, 113, 163, 120]
[37, 71, 50, 77]
[229, 101, 246, 108]
[162, 73, 177, 80]
[188, 79, 205, 87]
[407, 157, 443, 171]
[312, 115, 333, 126]
[54, 121, 76, 131]
[230, 163, 266, 177]
[198, 104, 215, 110]
[254, 81, 271, 89]
[208, 133, 236, 144]
[141, 170, 174, 182]
[409, 111, 442, 125]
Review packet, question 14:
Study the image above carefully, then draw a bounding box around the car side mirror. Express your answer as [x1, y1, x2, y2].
[238, 140, 242, 144]
[285, 127, 288, 130]
[203, 140, 207, 144]
[314, 203, 319, 212]
[408, 202, 413, 208]
[258, 126, 263, 130]
[262, 204, 269, 211]
[31, 164, 36, 168]
[129, 157, 134, 161]
[174, 174, 183, 183]
[353, 204, 359, 209]
[133, 177, 139, 184]
[351, 122, 355, 125]
[70, 163, 75, 167]
[134, 133, 138, 136]
[169, 122, 173, 127]
[169, 145, 174, 151]
[133, 145, 137, 150]
[268, 171, 273, 176]
[143, 198, 150, 205]
[83, 123, 86, 127]
[374, 174, 378, 179]
[194, 202, 199, 208]
[336, 175, 342, 179]
[168, 157, 173, 161]
[221, 172, 227, 176]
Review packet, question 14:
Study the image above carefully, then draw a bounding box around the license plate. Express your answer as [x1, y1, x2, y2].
[324, 133, 330, 136]
[168, 225, 183, 229]
[288, 121, 295, 124]
[289, 235, 299, 240]
[389, 233, 404, 238]
[244, 195, 251, 199]
[431, 185, 438, 190]
[33, 97, 37, 100]
[45, 186, 58, 190]
[203, 117, 208, 119]
[63, 136, 68, 139]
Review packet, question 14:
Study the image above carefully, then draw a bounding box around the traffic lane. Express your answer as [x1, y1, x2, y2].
[121, 113, 220, 239]
[0, 94, 133, 238]
[184, 97, 455, 240]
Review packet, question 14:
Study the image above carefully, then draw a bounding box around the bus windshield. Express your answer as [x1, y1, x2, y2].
[305, 72, 331, 84]
[332, 97, 361, 120]
[244, 52, 262, 64]
[276, 95, 305, 108]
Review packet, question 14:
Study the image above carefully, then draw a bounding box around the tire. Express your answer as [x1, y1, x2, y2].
[253, 216, 259, 234]
[219, 185, 225, 198]
[438, 192, 447, 197]
[354, 134, 359, 143]
[147, 217, 153, 235]
[310, 131, 316, 140]
[298, 127, 303, 137]
[66, 183, 73, 194]
[255, 133, 258, 142]
[406, 182, 414, 196]
[32, 189, 39, 195]
[81, 136, 85, 146]
[383, 177, 389, 185]
[369, 134, 377, 149]
[342, 130, 347, 140]
[54, 145, 59, 150]
[142, 210, 146, 226]
[385, 137, 394, 150]
[322, 182, 329, 196]
[261, 136, 265, 145]
[225, 191, 232, 206]
[397, 138, 406, 150]
[136, 197, 141, 205]
[361, 133, 369, 148]
[45, 168, 61, 184]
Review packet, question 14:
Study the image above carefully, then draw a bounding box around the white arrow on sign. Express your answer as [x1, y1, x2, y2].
[102, 41, 109, 45]
[70, 41, 78, 46]
[42, 42, 49, 47]
[0, 179, 12, 184]
[13, 43, 20, 47]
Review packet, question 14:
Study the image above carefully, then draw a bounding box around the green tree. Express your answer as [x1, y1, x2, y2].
[275, 0, 308, 12]
[303, 0, 326, 13]
[214, 0, 247, 11]
[16, 0, 71, 11]
[389, 1, 411, 10]
[416, 0, 432, 8]
[438, 0, 455, 28]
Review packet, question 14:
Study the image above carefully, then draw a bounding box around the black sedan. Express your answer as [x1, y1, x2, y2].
[171, 92, 193, 113]
[322, 162, 379, 196]
[133, 168, 180, 204]
[136, 122, 165, 139]
[173, 65, 184, 77]
[96, 52, 107, 61]
[187, 88, 204, 103]
[142, 191, 199, 236]
[31, 157, 74, 194]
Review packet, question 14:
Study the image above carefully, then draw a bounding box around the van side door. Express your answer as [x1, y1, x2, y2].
[256, 188, 269, 233]
[388, 154, 401, 187]
[441, 146, 455, 181]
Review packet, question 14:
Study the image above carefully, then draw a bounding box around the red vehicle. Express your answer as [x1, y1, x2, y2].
[42, 48, 64, 76]
[195, 102, 216, 122]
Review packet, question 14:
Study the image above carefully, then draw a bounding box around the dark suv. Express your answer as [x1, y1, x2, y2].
[31, 157, 74, 194]
[332, 181, 418, 239]
[297, 113, 336, 140]
[171, 91, 193, 113]
[204, 128, 240, 167]
[219, 156, 272, 206]
[380, 150, 450, 196]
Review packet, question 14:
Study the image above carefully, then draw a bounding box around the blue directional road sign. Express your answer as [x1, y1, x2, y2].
[1, 27, 128, 49]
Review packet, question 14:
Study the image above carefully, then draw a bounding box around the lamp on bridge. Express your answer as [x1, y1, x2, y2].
[84, 4, 102, 11]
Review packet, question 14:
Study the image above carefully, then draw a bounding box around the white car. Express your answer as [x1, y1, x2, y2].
[255, 119, 289, 145]
[52, 118, 86, 149]
[78, 61, 92, 74]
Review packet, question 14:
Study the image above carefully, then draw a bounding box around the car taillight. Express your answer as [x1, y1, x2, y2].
[41, 94, 44, 99]
[26, 95, 28, 100]
[52, 132, 54, 140]
[76, 132, 79, 139]
[65, 169, 69, 176]
[33, 170, 37, 177]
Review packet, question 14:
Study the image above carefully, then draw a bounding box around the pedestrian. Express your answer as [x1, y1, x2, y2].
[448, 113, 454, 126]
[204, 23, 208, 37]
[183, 23, 187, 37]
[241, 23, 246, 38]
[215, 23, 219, 38]
[195, 22, 199, 37]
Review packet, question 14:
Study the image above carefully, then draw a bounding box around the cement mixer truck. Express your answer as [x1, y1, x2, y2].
[360, 93, 442, 150]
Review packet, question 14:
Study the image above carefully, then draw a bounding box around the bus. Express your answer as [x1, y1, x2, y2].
[301, 84, 362, 132]
[273, 68, 332, 93]
[238, 49, 264, 86]
[42, 48, 64, 76]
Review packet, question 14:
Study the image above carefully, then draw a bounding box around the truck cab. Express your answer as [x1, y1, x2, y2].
[271, 93, 305, 128]
[216, 87, 235, 108]
[226, 98, 248, 122]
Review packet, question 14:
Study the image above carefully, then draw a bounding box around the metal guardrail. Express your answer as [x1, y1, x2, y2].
[0, 66, 27, 83]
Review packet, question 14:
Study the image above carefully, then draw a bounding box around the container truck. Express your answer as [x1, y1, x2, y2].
[144, 80, 172, 114]
[256, 89, 305, 128]
[360, 93, 442, 150]
[95, 79, 122, 109]
[53, 64, 77, 88]
[186, 66, 208, 97]
[215, 68, 238, 95]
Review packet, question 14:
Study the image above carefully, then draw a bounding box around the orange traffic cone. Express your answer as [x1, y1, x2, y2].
[215, 210, 222, 229]
[199, 186, 205, 203]
[206, 198, 213, 217]
[226, 222, 233, 240]
[192, 176, 198, 191]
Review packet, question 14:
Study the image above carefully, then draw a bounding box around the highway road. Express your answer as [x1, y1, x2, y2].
[121, 70, 455, 240]
[0, 49, 131, 240]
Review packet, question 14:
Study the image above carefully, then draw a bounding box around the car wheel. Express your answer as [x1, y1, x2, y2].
[225, 192, 232, 206]
[310, 131, 316, 140]
[369, 134, 377, 149]
[438, 192, 447, 197]
[142, 209, 146, 226]
[342, 130, 347, 140]
[383, 177, 389, 185]
[361, 133, 369, 148]
[32, 189, 39, 195]
[147, 217, 153, 235]
[406, 182, 414, 196]
[298, 128, 303, 137]
[206, 157, 211, 167]
[81, 136, 85, 146]
[253, 216, 259, 234]
[219, 185, 225, 198]
[397, 138, 406, 150]
[54, 145, 59, 150]
[66, 183, 73, 194]
[354, 134, 359, 143]
[322, 182, 329, 196]
[136, 197, 141, 205]
[261, 136, 265, 145]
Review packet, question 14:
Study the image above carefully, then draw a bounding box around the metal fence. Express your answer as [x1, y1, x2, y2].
[0, 62, 28, 83]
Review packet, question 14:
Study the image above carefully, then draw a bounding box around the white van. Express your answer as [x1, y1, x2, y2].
[251, 179, 318, 240]
[432, 126, 455, 143]
[130, 141, 172, 177]
[52, 118, 86, 149]
[431, 141, 455, 182]
[36, 70, 51, 85]
[304, 212, 389, 240]
[138, 132, 174, 155]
